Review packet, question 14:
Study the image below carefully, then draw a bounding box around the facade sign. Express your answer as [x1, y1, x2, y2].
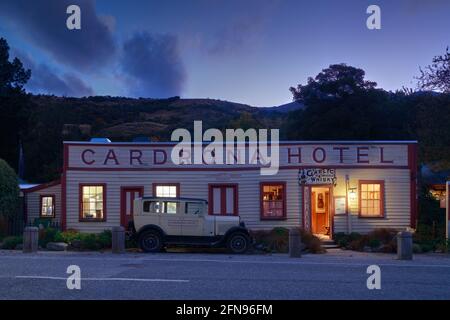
[299, 168, 337, 185]
[334, 196, 346, 215]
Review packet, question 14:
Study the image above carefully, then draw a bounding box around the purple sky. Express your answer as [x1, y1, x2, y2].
[0, 0, 449, 106]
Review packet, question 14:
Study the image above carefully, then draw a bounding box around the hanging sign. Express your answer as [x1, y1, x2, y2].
[334, 196, 346, 215]
[299, 168, 337, 185]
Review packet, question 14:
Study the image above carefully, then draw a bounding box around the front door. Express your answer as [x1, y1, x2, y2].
[311, 186, 331, 235]
[120, 187, 144, 229]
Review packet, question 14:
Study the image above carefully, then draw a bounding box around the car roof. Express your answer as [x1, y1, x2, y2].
[140, 197, 208, 203]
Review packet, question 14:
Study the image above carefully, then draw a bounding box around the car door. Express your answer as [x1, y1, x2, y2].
[159, 200, 183, 236]
[181, 201, 204, 236]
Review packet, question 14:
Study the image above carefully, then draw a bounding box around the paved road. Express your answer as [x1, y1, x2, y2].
[0, 249, 449, 300]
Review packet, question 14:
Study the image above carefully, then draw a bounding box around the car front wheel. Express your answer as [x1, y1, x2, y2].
[139, 230, 163, 253]
[227, 232, 250, 254]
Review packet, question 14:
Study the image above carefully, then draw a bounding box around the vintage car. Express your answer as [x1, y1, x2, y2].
[131, 197, 251, 254]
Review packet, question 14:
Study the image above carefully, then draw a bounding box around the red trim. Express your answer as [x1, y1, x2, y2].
[358, 180, 385, 218]
[408, 144, 418, 228]
[309, 184, 333, 235]
[152, 183, 180, 197]
[208, 184, 239, 216]
[79, 183, 107, 222]
[61, 143, 68, 230]
[39, 194, 56, 218]
[66, 165, 409, 172]
[120, 186, 144, 228]
[63, 141, 418, 147]
[23, 179, 61, 193]
[260, 181, 287, 220]
[301, 185, 305, 229]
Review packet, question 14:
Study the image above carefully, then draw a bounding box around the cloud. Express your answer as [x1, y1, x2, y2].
[120, 32, 186, 98]
[13, 49, 94, 97]
[207, 17, 264, 56]
[0, 0, 116, 71]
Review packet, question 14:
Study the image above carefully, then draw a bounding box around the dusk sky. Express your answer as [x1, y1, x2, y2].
[0, 0, 449, 106]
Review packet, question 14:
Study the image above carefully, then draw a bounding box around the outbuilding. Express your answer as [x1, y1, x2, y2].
[24, 140, 418, 238]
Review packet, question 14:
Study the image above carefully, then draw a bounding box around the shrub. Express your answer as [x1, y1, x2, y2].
[299, 228, 326, 253]
[368, 238, 381, 249]
[97, 230, 112, 248]
[339, 229, 397, 252]
[251, 228, 325, 254]
[59, 229, 81, 244]
[1, 236, 22, 249]
[80, 233, 99, 250]
[0, 159, 20, 219]
[39, 227, 61, 247]
[251, 227, 289, 253]
[413, 244, 422, 254]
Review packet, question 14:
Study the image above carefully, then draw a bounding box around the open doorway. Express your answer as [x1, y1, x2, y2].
[311, 186, 332, 238]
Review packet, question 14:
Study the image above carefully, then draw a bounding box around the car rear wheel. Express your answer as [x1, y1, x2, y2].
[139, 230, 163, 253]
[227, 232, 250, 254]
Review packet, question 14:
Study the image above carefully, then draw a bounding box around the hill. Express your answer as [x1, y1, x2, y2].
[22, 95, 287, 181]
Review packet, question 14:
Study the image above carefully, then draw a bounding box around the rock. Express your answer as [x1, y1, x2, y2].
[71, 239, 82, 249]
[46, 242, 68, 251]
[15, 244, 23, 250]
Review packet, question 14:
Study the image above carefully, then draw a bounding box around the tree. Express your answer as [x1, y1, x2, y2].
[289, 64, 377, 103]
[417, 47, 450, 93]
[0, 38, 31, 173]
[0, 159, 20, 218]
[285, 64, 410, 140]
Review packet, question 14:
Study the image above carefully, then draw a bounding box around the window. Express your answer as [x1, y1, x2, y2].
[208, 184, 238, 216]
[261, 182, 286, 220]
[153, 183, 179, 197]
[143, 201, 179, 214]
[165, 201, 178, 214]
[185, 202, 203, 215]
[143, 201, 162, 213]
[359, 181, 384, 218]
[40, 195, 55, 218]
[80, 184, 106, 221]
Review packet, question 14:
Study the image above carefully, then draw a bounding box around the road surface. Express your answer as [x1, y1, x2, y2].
[0, 249, 449, 300]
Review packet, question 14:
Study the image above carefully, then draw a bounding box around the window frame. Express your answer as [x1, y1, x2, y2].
[260, 181, 287, 220]
[39, 194, 55, 218]
[358, 180, 385, 218]
[152, 183, 180, 198]
[208, 184, 239, 216]
[79, 183, 107, 222]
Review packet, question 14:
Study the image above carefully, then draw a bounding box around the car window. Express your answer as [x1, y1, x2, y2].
[143, 201, 162, 214]
[185, 202, 203, 215]
[165, 201, 178, 214]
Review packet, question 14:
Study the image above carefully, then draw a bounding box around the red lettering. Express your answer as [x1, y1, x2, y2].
[288, 147, 302, 164]
[357, 147, 369, 163]
[333, 147, 349, 163]
[129, 149, 143, 165]
[103, 149, 119, 165]
[81, 149, 95, 165]
[312, 147, 326, 163]
[380, 147, 393, 163]
[153, 149, 167, 165]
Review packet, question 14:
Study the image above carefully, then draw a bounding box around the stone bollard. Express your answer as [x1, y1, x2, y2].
[112, 226, 125, 254]
[289, 228, 302, 258]
[23, 227, 39, 253]
[397, 231, 413, 260]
